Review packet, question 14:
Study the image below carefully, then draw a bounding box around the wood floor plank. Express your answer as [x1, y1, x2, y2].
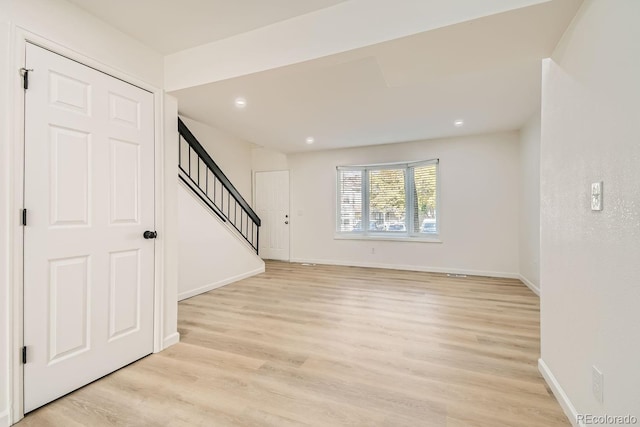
[18, 261, 569, 426]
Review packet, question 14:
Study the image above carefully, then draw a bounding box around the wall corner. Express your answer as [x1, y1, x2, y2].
[162, 94, 179, 349]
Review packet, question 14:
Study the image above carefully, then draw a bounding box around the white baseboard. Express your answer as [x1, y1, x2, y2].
[162, 332, 180, 350]
[0, 410, 9, 427]
[519, 274, 540, 296]
[178, 265, 265, 301]
[289, 257, 519, 280]
[538, 358, 581, 427]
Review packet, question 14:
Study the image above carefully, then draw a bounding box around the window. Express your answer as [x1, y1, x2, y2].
[336, 160, 438, 237]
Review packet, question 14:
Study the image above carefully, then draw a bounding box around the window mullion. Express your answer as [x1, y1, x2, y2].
[363, 169, 369, 236]
[406, 167, 413, 234]
[335, 171, 341, 233]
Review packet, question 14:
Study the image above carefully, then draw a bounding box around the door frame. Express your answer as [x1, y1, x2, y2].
[8, 29, 167, 424]
[252, 169, 291, 261]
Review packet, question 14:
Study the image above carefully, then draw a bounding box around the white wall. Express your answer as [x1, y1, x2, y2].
[518, 113, 541, 293]
[0, 1, 169, 424]
[180, 116, 254, 203]
[540, 0, 640, 423]
[252, 147, 289, 173]
[287, 131, 520, 277]
[6, 0, 163, 86]
[177, 183, 265, 300]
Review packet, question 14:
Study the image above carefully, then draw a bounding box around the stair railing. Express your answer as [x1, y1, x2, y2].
[178, 118, 260, 253]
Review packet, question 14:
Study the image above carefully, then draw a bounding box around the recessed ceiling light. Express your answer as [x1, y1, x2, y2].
[454, 119, 464, 127]
[234, 97, 247, 109]
[305, 137, 315, 144]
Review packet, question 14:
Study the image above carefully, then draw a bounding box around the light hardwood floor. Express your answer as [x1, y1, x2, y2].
[19, 261, 569, 426]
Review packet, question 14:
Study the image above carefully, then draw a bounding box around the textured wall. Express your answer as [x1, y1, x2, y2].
[540, 0, 640, 420]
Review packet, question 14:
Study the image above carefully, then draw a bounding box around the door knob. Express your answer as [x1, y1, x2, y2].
[143, 230, 157, 239]
[284, 221, 289, 225]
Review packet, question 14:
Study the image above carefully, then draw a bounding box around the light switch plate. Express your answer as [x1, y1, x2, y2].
[591, 181, 603, 211]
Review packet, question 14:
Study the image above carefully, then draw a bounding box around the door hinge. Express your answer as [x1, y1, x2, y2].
[22, 346, 27, 364]
[20, 68, 33, 90]
[21, 208, 27, 226]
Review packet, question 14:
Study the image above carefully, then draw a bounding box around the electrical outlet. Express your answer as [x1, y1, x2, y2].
[592, 366, 604, 403]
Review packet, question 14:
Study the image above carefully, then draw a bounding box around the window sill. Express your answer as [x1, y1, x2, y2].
[334, 234, 442, 243]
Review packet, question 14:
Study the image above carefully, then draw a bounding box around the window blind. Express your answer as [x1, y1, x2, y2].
[411, 164, 438, 234]
[337, 170, 362, 232]
[368, 168, 406, 232]
[336, 160, 438, 236]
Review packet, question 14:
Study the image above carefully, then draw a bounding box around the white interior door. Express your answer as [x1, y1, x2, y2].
[255, 171, 290, 260]
[23, 43, 156, 412]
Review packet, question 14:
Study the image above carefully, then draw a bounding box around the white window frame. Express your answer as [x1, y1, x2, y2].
[335, 159, 440, 242]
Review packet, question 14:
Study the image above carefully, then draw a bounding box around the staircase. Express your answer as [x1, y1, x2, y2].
[177, 118, 264, 301]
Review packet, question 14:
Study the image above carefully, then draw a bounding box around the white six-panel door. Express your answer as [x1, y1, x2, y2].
[23, 43, 155, 412]
[255, 171, 290, 260]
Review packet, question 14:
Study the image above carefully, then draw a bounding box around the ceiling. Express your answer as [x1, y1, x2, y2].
[68, 0, 582, 154]
[172, 0, 581, 153]
[66, 0, 346, 54]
